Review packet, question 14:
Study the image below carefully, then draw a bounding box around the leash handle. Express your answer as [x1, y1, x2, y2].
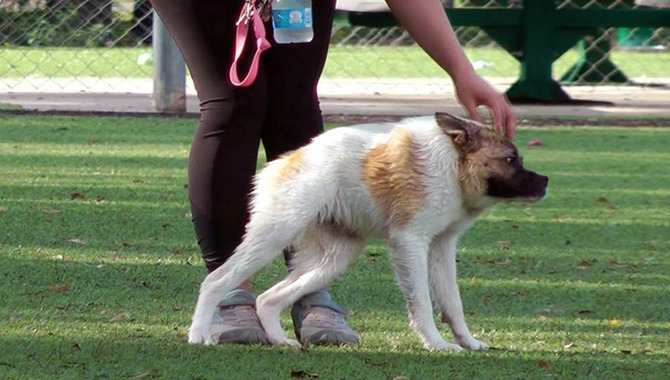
[229, 1, 271, 87]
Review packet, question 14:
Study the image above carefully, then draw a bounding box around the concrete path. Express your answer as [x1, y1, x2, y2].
[1, 78, 669, 121]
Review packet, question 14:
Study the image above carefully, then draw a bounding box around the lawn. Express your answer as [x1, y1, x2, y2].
[1, 115, 669, 379]
[1, 45, 669, 81]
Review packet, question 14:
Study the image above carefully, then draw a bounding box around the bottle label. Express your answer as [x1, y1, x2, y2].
[272, 8, 312, 29]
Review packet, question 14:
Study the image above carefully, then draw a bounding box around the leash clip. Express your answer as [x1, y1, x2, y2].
[256, 0, 272, 21]
[237, 0, 255, 26]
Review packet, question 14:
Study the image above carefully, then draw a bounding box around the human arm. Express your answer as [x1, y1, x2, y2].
[384, 0, 516, 138]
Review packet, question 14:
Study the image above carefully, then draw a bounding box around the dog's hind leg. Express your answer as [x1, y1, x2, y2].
[188, 219, 301, 345]
[429, 231, 488, 350]
[256, 224, 364, 346]
[389, 232, 464, 351]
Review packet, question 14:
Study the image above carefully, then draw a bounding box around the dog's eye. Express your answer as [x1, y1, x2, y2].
[505, 156, 516, 164]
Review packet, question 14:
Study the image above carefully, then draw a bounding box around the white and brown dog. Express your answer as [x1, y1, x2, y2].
[188, 112, 548, 350]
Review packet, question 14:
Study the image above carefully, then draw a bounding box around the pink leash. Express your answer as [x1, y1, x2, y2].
[230, 1, 271, 87]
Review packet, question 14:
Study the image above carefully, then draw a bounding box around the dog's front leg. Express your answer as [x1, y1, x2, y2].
[389, 234, 463, 351]
[429, 232, 488, 350]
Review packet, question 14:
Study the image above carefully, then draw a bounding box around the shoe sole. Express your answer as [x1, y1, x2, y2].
[298, 327, 359, 346]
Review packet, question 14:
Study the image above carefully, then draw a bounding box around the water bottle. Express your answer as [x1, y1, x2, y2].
[271, 0, 314, 44]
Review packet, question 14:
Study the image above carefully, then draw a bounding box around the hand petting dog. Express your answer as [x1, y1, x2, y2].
[453, 73, 516, 140]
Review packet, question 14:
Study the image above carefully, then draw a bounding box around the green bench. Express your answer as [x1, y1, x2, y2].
[334, 0, 670, 103]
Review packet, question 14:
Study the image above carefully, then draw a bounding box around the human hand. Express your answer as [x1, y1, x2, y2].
[453, 73, 516, 139]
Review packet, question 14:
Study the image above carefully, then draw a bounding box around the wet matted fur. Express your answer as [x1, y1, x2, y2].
[188, 112, 549, 350]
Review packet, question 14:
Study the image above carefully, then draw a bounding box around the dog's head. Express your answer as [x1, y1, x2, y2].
[436, 112, 549, 207]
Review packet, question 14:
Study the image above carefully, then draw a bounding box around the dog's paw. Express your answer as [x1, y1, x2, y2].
[188, 325, 214, 345]
[426, 339, 465, 352]
[456, 336, 489, 351]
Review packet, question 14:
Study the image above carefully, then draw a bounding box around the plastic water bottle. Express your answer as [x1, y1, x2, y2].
[271, 0, 313, 44]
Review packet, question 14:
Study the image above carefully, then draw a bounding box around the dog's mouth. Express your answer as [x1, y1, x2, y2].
[522, 190, 548, 204]
[486, 171, 549, 201]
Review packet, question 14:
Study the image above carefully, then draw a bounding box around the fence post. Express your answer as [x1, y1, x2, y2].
[152, 10, 186, 113]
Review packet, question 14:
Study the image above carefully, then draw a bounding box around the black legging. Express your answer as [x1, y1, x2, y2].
[150, 0, 336, 272]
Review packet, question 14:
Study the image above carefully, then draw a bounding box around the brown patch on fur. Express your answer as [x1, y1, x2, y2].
[458, 129, 516, 199]
[268, 148, 305, 189]
[362, 129, 427, 227]
[278, 148, 304, 178]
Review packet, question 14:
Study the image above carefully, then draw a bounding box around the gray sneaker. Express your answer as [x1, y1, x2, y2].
[291, 291, 359, 346]
[210, 289, 269, 345]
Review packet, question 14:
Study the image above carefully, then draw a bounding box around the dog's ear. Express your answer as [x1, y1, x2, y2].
[435, 112, 481, 152]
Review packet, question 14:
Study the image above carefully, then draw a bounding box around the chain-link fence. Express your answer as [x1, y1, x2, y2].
[1, 0, 153, 92]
[1, 0, 669, 96]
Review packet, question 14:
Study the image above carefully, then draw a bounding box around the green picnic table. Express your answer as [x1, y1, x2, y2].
[335, 0, 670, 103]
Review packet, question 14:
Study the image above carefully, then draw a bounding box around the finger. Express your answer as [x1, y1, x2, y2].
[462, 100, 481, 122]
[505, 109, 517, 140]
[499, 96, 517, 139]
[491, 103, 504, 135]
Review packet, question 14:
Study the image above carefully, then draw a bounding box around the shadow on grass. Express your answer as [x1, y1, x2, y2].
[1, 333, 669, 380]
[3, 212, 669, 379]
[3, 255, 669, 334]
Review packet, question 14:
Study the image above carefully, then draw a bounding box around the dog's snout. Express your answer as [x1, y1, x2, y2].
[526, 170, 548, 189]
[539, 174, 549, 188]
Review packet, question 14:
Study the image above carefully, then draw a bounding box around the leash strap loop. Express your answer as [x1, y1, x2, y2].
[229, 1, 271, 87]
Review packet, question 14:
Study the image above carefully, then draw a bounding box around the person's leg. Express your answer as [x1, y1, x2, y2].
[150, 0, 268, 343]
[150, 0, 265, 274]
[261, 1, 335, 160]
[260, 0, 358, 346]
[262, 1, 335, 271]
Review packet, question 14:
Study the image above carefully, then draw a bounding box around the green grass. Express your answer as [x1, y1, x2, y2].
[1, 115, 669, 379]
[0, 102, 22, 111]
[1, 46, 669, 80]
[0, 47, 154, 79]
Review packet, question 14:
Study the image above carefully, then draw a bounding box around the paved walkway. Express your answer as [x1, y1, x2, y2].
[1, 78, 669, 121]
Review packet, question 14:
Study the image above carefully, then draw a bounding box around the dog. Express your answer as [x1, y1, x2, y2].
[188, 112, 548, 350]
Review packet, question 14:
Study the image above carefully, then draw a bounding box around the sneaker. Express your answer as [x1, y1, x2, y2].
[291, 291, 359, 346]
[210, 289, 269, 345]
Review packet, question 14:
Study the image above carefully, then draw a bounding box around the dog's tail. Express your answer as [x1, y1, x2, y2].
[190, 216, 302, 327]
